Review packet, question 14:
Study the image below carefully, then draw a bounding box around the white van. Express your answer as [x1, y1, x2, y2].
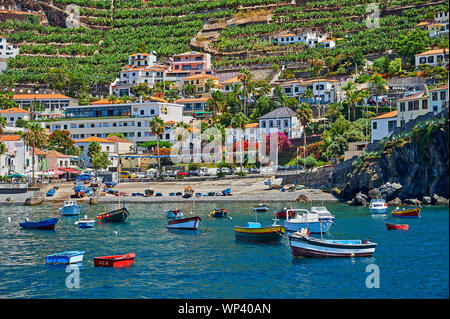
[199, 167, 210, 176]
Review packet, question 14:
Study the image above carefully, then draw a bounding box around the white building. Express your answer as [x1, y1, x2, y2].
[279, 79, 338, 105]
[415, 48, 449, 68]
[258, 107, 302, 139]
[75, 136, 118, 168]
[429, 84, 448, 113]
[0, 107, 31, 126]
[370, 110, 397, 143]
[0, 36, 19, 71]
[274, 31, 328, 48]
[11, 93, 78, 120]
[0, 134, 40, 176]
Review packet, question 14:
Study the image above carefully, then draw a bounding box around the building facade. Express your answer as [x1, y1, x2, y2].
[0, 107, 31, 126]
[370, 110, 397, 143]
[258, 107, 302, 139]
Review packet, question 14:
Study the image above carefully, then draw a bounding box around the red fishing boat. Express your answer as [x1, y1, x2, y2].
[93, 253, 135, 268]
[273, 209, 296, 219]
[386, 223, 409, 230]
[391, 207, 421, 218]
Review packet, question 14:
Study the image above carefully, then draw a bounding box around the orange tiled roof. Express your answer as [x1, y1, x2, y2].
[429, 84, 448, 91]
[75, 136, 113, 144]
[0, 107, 30, 114]
[221, 75, 241, 85]
[0, 134, 21, 141]
[176, 97, 211, 103]
[105, 135, 132, 143]
[415, 48, 446, 56]
[183, 73, 218, 80]
[44, 150, 74, 158]
[371, 110, 397, 120]
[396, 91, 427, 102]
[12, 93, 75, 100]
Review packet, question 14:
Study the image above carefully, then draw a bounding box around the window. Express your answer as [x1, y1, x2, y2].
[408, 101, 413, 111]
[137, 122, 141, 127]
[388, 120, 396, 132]
[413, 100, 419, 110]
[419, 57, 426, 64]
[284, 120, 289, 127]
[440, 91, 446, 100]
[261, 121, 266, 128]
[150, 109, 155, 115]
[400, 102, 405, 112]
[427, 56, 434, 63]
[422, 99, 428, 109]
[432, 92, 438, 101]
[269, 120, 273, 128]
[372, 121, 377, 130]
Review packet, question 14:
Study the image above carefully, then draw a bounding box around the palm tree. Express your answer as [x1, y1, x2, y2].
[370, 74, 388, 115]
[237, 68, 253, 116]
[183, 83, 195, 97]
[309, 58, 325, 118]
[342, 81, 357, 121]
[231, 112, 250, 171]
[20, 123, 47, 185]
[296, 103, 313, 159]
[149, 116, 165, 175]
[229, 83, 243, 111]
[205, 78, 216, 95]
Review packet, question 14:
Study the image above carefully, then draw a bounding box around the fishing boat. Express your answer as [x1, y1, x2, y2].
[391, 206, 421, 218]
[75, 215, 95, 228]
[234, 222, 285, 243]
[93, 253, 135, 268]
[96, 206, 129, 222]
[165, 209, 184, 219]
[310, 206, 335, 222]
[74, 185, 86, 198]
[167, 216, 201, 230]
[209, 208, 228, 217]
[369, 199, 388, 214]
[59, 200, 81, 216]
[273, 208, 296, 219]
[184, 186, 194, 197]
[23, 191, 43, 206]
[46, 188, 56, 197]
[46, 251, 84, 264]
[284, 209, 333, 233]
[250, 203, 269, 212]
[222, 187, 232, 196]
[386, 222, 409, 230]
[289, 228, 377, 258]
[19, 217, 58, 230]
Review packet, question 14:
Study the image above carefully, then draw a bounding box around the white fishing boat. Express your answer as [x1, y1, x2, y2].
[167, 216, 201, 230]
[369, 199, 388, 214]
[283, 209, 333, 233]
[75, 215, 95, 228]
[310, 206, 335, 222]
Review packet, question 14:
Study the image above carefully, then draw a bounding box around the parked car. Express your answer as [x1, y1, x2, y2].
[134, 172, 146, 179]
[219, 167, 232, 175]
[177, 171, 189, 177]
[248, 168, 259, 174]
[199, 167, 210, 176]
[233, 167, 249, 174]
[189, 170, 199, 176]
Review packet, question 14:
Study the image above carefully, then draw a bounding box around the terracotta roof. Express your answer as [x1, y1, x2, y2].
[429, 84, 448, 91]
[416, 21, 430, 27]
[371, 110, 397, 120]
[415, 48, 446, 56]
[75, 136, 113, 144]
[183, 73, 218, 80]
[129, 53, 153, 57]
[396, 91, 427, 102]
[164, 120, 177, 125]
[0, 107, 30, 114]
[12, 93, 75, 100]
[148, 96, 168, 103]
[221, 75, 241, 85]
[0, 134, 21, 141]
[91, 97, 121, 105]
[245, 123, 259, 128]
[45, 150, 74, 158]
[278, 33, 297, 37]
[105, 135, 132, 143]
[176, 97, 211, 103]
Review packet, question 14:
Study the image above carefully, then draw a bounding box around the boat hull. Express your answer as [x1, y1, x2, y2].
[167, 216, 201, 230]
[289, 235, 377, 258]
[96, 207, 129, 222]
[369, 207, 388, 214]
[19, 218, 58, 230]
[46, 251, 84, 264]
[274, 210, 296, 219]
[60, 205, 81, 216]
[391, 207, 421, 218]
[284, 220, 333, 233]
[251, 207, 269, 212]
[386, 223, 409, 230]
[76, 220, 95, 228]
[93, 253, 135, 268]
[234, 226, 285, 243]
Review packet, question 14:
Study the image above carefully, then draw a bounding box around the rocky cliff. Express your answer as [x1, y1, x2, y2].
[0, 0, 69, 27]
[330, 116, 449, 205]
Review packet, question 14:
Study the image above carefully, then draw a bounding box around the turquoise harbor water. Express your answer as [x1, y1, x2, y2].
[0, 202, 448, 299]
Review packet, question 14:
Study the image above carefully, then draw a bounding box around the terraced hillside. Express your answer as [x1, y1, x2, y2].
[0, 0, 447, 97]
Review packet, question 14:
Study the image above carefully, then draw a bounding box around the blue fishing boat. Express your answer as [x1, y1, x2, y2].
[46, 251, 84, 264]
[46, 188, 56, 197]
[222, 187, 232, 196]
[19, 217, 58, 230]
[59, 200, 81, 216]
[75, 215, 95, 228]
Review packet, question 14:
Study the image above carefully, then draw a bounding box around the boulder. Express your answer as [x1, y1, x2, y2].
[387, 197, 402, 206]
[422, 196, 432, 205]
[296, 194, 309, 203]
[431, 194, 449, 205]
[378, 182, 402, 201]
[351, 192, 368, 206]
[403, 198, 421, 206]
[367, 188, 380, 199]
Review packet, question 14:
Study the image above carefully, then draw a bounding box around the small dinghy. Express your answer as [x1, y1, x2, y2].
[19, 217, 58, 230]
[165, 209, 184, 219]
[167, 216, 201, 230]
[93, 253, 135, 268]
[46, 251, 84, 264]
[391, 206, 421, 218]
[386, 223, 409, 230]
[75, 215, 95, 228]
[209, 208, 228, 218]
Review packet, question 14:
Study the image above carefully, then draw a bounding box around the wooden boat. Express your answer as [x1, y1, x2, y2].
[93, 253, 135, 268]
[222, 187, 232, 196]
[75, 215, 95, 228]
[184, 186, 194, 197]
[167, 216, 201, 230]
[250, 203, 269, 212]
[59, 200, 81, 216]
[23, 191, 43, 206]
[19, 217, 58, 230]
[209, 208, 228, 217]
[234, 222, 285, 243]
[165, 209, 184, 219]
[386, 222, 409, 230]
[289, 228, 377, 258]
[96, 206, 129, 222]
[369, 199, 388, 214]
[46, 251, 84, 264]
[391, 206, 421, 218]
[284, 209, 333, 233]
[144, 188, 154, 196]
[46, 188, 56, 197]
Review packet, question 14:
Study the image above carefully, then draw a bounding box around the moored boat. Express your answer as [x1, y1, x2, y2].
[184, 186, 194, 197]
[391, 206, 421, 218]
[19, 217, 58, 230]
[46, 188, 56, 197]
[289, 228, 377, 258]
[96, 206, 129, 222]
[75, 215, 95, 228]
[209, 208, 228, 217]
[386, 222, 409, 230]
[250, 203, 269, 212]
[165, 209, 183, 219]
[23, 191, 43, 206]
[273, 208, 296, 219]
[46, 251, 84, 264]
[167, 216, 201, 230]
[93, 253, 135, 268]
[369, 199, 388, 214]
[310, 206, 335, 222]
[284, 209, 333, 233]
[234, 222, 285, 243]
[59, 200, 81, 216]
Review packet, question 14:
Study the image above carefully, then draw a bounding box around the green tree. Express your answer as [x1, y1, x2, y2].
[370, 74, 388, 115]
[296, 103, 313, 159]
[20, 123, 48, 184]
[91, 152, 111, 170]
[237, 68, 253, 116]
[394, 29, 431, 65]
[0, 90, 17, 109]
[149, 116, 165, 174]
[48, 130, 78, 155]
[87, 142, 101, 161]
